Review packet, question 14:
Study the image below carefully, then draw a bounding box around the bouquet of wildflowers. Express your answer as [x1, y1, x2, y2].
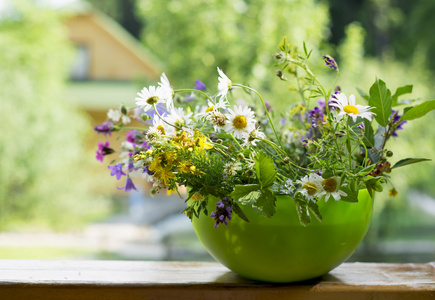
[94, 38, 434, 227]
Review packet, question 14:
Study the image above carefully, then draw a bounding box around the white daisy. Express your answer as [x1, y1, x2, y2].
[195, 97, 229, 121]
[317, 176, 347, 201]
[241, 127, 266, 146]
[217, 67, 232, 99]
[298, 173, 323, 202]
[135, 85, 168, 113]
[149, 114, 169, 136]
[329, 93, 375, 122]
[165, 107, 194, 135]
[158, 73, 174, 110]
[224, 105, 256, 139]
[107, 109, 121, 122]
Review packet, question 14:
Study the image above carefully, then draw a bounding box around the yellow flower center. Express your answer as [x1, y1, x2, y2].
[322, 178, 337, 193]
[343, 105, 359, 115]
[233, 115, 247, 130]
[146, 96, 159, 105]
[156, 125, 165, 135]
[205, 105, 214, 113]
[303, 183, 317, 196]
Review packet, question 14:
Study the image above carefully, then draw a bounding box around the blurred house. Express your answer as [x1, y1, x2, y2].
[61, 2, 162, 122]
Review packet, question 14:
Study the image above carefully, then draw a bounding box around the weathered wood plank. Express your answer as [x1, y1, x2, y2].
[0, 260, 433, 299]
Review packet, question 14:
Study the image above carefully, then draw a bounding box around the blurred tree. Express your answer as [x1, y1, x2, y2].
[87, 0, 143, 38]
[136, 0, 330, 88]
[0, 1, 111, 230]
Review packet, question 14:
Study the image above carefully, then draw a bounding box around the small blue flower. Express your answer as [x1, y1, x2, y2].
[108, 163, 126, 180]
[118, 177, 137, 192]
[194, 78, 206, 90]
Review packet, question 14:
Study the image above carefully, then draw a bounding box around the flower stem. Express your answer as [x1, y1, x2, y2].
[174, 89, 213, 102]
[233, 83, 284, 149]
[153, 104, 182, 131]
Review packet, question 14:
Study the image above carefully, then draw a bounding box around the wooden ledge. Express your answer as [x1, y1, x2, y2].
[0, 260, 434, 299]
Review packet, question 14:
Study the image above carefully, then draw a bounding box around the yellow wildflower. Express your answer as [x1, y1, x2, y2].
[388, 188, 398, 197]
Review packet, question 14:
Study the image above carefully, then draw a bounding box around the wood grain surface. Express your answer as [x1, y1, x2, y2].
[0, 260, 433, 299]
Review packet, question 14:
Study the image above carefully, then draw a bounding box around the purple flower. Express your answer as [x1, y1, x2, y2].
[323, 55, 338, 70]
[144, 103, 167, 120]
[390, 110, 406, 137]
[279, 117, 286, 125]
[143, 165, 154, 176]
[95, 141, 114, 162]
[141, 141, 151, 149]
[357, 123, 365, 130]
[118, 177, 137, 192]
[184, 93, 196, 102]
[264, 101, 274, 112]
[210, 197, 233, 228]
[108, 163, 126, 180]
[126, 130, 140, 144]
[308, 106, 324, 128]
[194, 78, 206, 90]
[94, 121, 114, 137]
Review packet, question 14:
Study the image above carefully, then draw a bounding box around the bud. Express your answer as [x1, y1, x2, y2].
[216, 139, 223, 144]
[120, 105, 128, 115]
[150, 188, 157, 196]
[283, 157, 290, 164]
[141, 113, 150, 121]
[274, 53, 283, 60]
[245, 169, 254, 177]
[237, 153, 245, 160]
[386, 150, 393, 157]
[276, 70, 287, 81]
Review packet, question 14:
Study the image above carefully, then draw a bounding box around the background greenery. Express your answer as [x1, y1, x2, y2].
[0, 0, 433, 260]
[0, 1, 112, 230]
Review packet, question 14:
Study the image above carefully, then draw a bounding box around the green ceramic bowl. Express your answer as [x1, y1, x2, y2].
[192, 190, 373, 283]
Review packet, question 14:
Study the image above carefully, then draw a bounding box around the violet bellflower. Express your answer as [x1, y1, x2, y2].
[390, 110, 406, 137]
[194, 78, 207, 90]
[210, 197, 233, 228]
[118, 177, 137, 192]
[108, 163, 126, 180]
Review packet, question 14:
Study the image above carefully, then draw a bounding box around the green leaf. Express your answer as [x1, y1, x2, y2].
[392, 85, 413, 106]
[357, 87, 370, 102]
[231, 184, 260, 200]
[363, 176, 383, 193]
[357, 164, 376, 177]
[401, 100, 435, 121]
[392, 158, 431, 169]
[362, 119, 375, 148]
[278, 36, 288, 52]
[340, 178, 359, 203]
[321, 169, 334, 179]
[254, 151, 277, 188]
[232, 202, 249, 223]
[252, 188, 276, 218]
[307, 201, 322, 222]
[340, 186, 359, 202]
[238, 191, 261, 205]
[369, 78, 393, 127]
[293, 197, 310, 226]
[404, 106, 413, 115]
